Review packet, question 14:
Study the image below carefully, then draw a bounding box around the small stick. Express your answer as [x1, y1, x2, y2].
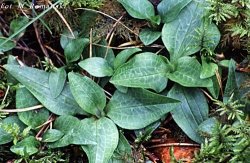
[147, 143, 200, 149]
[0, 105, 43, 113]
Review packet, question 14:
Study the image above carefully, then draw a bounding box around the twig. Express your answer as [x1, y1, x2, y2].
[147, 143, 200, 149]
[75, 8, 139, 36]
[1, 85, 9, 105]
[0, 105, 43, 113]
[105, 14, 124, 41]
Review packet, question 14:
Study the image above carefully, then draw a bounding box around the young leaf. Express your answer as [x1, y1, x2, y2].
[207, 71, 221, 99]
[106, 88, 179, 130]
[78, 57, 114, 77]
[42, 129, 64, 143]
[64, 38, 89, 63]
[109, 132, 133, 163]
[68, 72, 106, 116]
[0, 37, 16, 53]
[223, 59, 239, 102]
[16, 87, 49, 129]
[168, 84, 209, 143]
[110, 53, 169, 93]
[157, 0, 192, 23]
[117, 0, 159, 24]
[0, 116, 26, 145]
[200, 56, 218, 79]
[49, 115, 96, 148]
[166, 56, 212, 87]
[162, 0, 206, 60]
[81, 117, 119, 163]
[49, 68, 67, 98]
[4, 65, 85, 115]
[10, 136, 40, 156]
[114, 48, 142, 69]
[139, 28, 161, 45]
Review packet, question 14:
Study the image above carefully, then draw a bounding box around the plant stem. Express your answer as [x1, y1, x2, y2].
[0, 105, 43, 113]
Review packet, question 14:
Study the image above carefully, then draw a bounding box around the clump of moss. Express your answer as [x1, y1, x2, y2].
[62, 0, 105, 8]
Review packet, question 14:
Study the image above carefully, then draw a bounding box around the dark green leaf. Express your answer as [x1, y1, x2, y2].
[114, 48, 142, 69]
[223, 59, 239, 102]
[78, 57, 114, 77]
[16, 87, 49, 129]
[162, 0, 206, 60]
[42, 129, 64, 143]
[106, 88, 179, 130]
[157, 0, 192, 23]
[139, 28, 161, 45]
[9, 16, 29, 39]
[117, 0, 159, 24]
[81, 117, 119, 163]
[10, 136, 40, 156]
[110, 53, 169, 93]
[4, 65, 85, 115]
[79, 11, 98, 37]
[49, 115, 96, 148]
[109, 132, 133, 163]
[200, 56, 218, 79]
[135, 121, 161, 143]
[166, 57, 212, 87]
[0, 37, 16, 53]
[68, 72, 106, 116]
[64, 38, 89, 63]
[207, 71, 221, 99]
[168, 84, 208, 143]
[49, 68, 67, 98]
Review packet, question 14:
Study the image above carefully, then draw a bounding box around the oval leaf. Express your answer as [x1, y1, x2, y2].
[110, 53, 169, 93]
[139, 28, 161, 45]
[106, 88, 179, 130]
[42, 129, 64, 143]
[49, 68, 67, 98]
[79, 57, 114, 77]
[68, 72, 106, 116]
[168, 84, 209, 143]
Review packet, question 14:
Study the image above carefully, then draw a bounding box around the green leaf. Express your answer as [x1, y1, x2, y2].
[10, 136, 40, 156]
[198, 117, 218, 137]
[16, 87, 49, 129]
[68, 72, 106, 116]
[49, 115, 96, 148]
[0, 116, 26, 145]
[106, 88, 179, 130]
[109, 132, 133, 163]
[0, 37, 16, 53]
[49, 68, 67, 98]
[139, 28, 161, 45]
[162, 0, 206, 60]
[42, 129, 64, 143]
[201, 21, 221, 51]
[9, 16, 29, 39]
[157, 0, 192, 23]
[223, 59, 239, 102]
[135, 121, 161, 143]
[81, 117, 119, 163]
[168, 84, 209, 143]
[200, 56, 218, 79]
[207, 71, 221, 99]
[4, 65, 85, 115]
[60, 30, 78, 49]
[79, 11, 98, 37]
[114, 48, 142, 69]
[110, 52, 169, 93]
[219, 60, 230, 67]
[78, 57, 114, 77]
[64, 38, 89, 63]
[6, 55, 19, 84]
[166, 56, 212, 87]
[117, 0, 158, 23]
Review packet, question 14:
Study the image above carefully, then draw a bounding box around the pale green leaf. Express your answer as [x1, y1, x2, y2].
[162, 0, 206, 60]
[81, 117, 119, 163]
[139, 28, 161, 45]
[68, 72, 106, 116]
[110, 53, 169, 93]
[16, 87, 49, 129]
[200, 56, 218, 79]
[114, 48, 142, 69]
[4, 65, 85, 115]
[157, 0, 192, 23]
[49, 68, 67, 98]
[166, 56, 212, 87]
[168, 84, 208, 143]
[64, 38, 89, 63]
[106, 88, 179, 130]
[198, 117, 218, 137]
[42, 129, 64, 143]
[10, 136, 40, 156]
[0, 37, 16, 53]
[78, 57, 114, 77]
